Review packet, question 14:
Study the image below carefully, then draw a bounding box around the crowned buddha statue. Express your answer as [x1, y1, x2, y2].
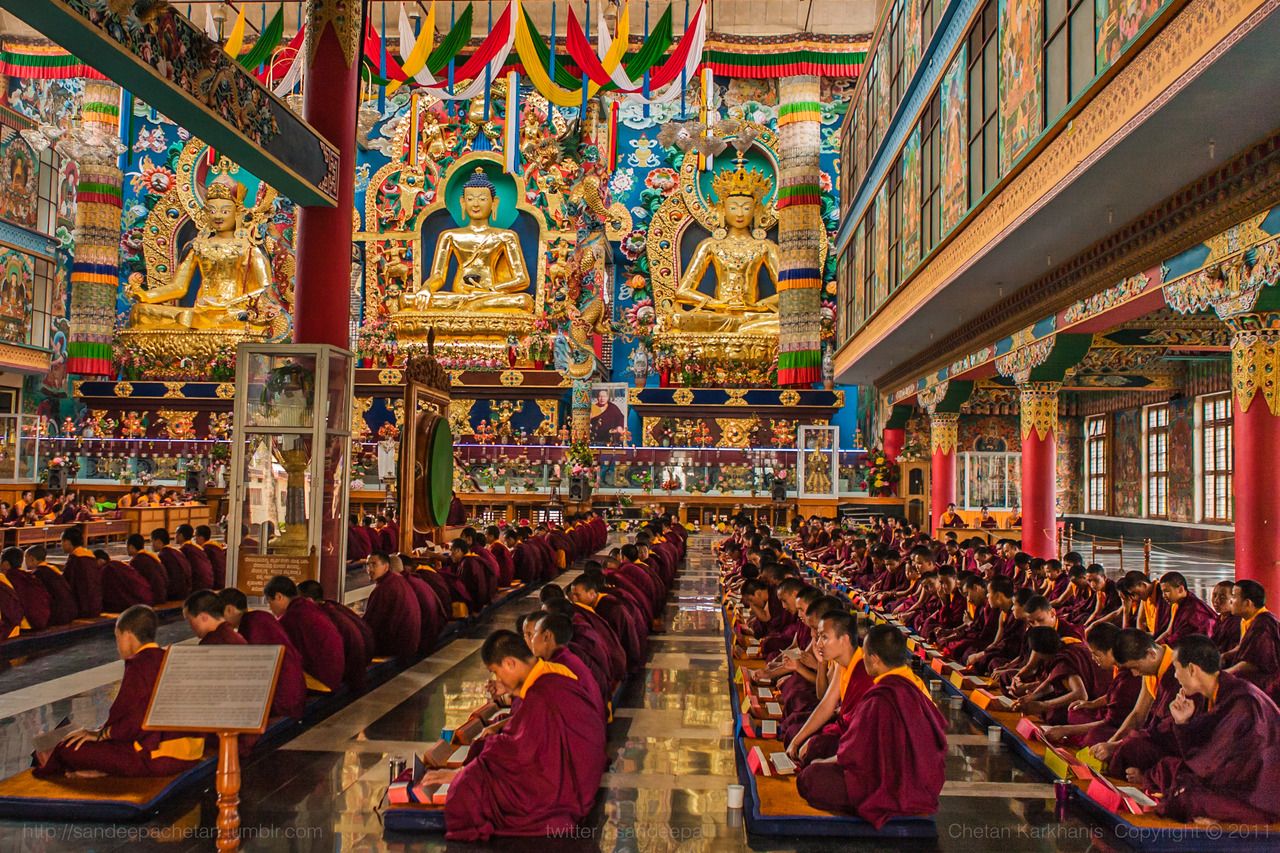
[401, 168, 533, 314]
[129, 173, 273, 332]
[670, 157, 780, 335]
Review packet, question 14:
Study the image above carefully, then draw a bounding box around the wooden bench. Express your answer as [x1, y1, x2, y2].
[4, 524, 74, 549]
[85, 518, 132, 544]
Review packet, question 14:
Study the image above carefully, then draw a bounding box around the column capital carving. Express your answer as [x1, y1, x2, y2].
[1227, 311, 1280, 416]
[930, 411, 959, 456]
[1019, 381, 1061, 442]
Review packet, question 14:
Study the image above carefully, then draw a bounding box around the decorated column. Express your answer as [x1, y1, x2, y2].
[882, 404, 912, 463]
[571, 379, 591, 445]
[775, 76, 824, 386]
[1018, 381, 1061, 559]
[929, 412, 959, 530]
[65, 80, 124, 376]
[1227, 313, 1280, 590]
[294, 0, 360, 347]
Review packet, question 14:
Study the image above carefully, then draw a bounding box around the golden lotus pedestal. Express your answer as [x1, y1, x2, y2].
[117, 328, 266, 367]
[389, 311, 534, 363]
[655, 330, 778, 370]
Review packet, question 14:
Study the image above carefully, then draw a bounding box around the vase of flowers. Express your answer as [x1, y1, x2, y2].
[356, 314, 399, 368]
[859, 448, 900, 497]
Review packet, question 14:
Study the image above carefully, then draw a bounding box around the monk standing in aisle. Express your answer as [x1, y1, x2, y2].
[796, 624, 947, 827]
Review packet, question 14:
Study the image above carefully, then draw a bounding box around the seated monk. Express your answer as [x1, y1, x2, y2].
[1143, 634, 1280, 824]
[151, 528, 192, 602]
[1222, 579, 1280, 702]
[347, 514, 371, 564]
[218, 588, 306, 719]
[1011, 626, 1111, 725]
[59, 527, 104, 619]
[394, 555, 445, 654]
[776, 592, 837, 743]
[449, 538, 495, 614]
[422, 630, 606, 841]
[784, 609, 873, 765]
[174, 524, 214, 591]
[34, 606, 205, 778]
[1089, 629, 1180, 778]
[194, 525, 227, 588]
[1044, 621, 1142, 748]
[542, 595, 624, 694]
[299, 580, 374, 691]
[95, 549, 156, 610]
[127, 534, 171, 605]
[485, 525, 516, 588]
[264, 575, 346, 692]
[938, 503, 964, 529]
[27, 546, 76, 627]
[796, 624, 947, 827]
[1155, 572, 1217, 645]
[185, 589, 245, 647]
[569, 572, 646, 674]
[0, 557, 24, 639]
[3, 546, 48, 631]
[361, 552, 422, 659]
[525, 611, 607, 723]
[1209, 580, 1240, 652]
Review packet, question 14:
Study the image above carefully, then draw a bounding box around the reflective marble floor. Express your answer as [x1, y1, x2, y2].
[0, 536, 1221, 851]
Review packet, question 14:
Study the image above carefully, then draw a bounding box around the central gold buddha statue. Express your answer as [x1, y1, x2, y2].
[403, 168, 532, 313]
[671, 158, 780, 335]
[129, 173, 273, 332]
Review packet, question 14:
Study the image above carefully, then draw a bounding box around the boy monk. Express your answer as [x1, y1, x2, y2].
[127, 534, 170, 605]
[796, 624, 947, 827]
[95, 549, 155, 610]
[59, 526, 103, 619]
[194, 525, 226, 588]
[218, 588, 306, 719]
[784, 609, 871, 765]
[424, 630, 606, 841]
[34, 606, 205, 778]
[174, 524, 214, 591]
[151, 528, 192, 602]
[299, 580, 373, 691]
[264, 575, 346, 692]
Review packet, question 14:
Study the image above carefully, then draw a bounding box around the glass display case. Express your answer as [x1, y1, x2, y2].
[797, 425, 839, 500]
[227, 344, 353, 601]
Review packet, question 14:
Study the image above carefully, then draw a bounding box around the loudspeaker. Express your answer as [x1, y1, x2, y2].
[185, 468, 205, 494]
[47, 465, 66, 492]
[568, 474, 591, 502]
[771, 482, 787, 502]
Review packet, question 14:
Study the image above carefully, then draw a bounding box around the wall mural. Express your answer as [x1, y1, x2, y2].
[999, 0, 1043, 172]
[1095, 0, 1168, 72]
[1167, 396, 1193, 523]
[0, 133, 39, 230]
[1057, 416, 1082, 516]
[959, 415, 1021, 453]
[939, 44, 968, 236]
[901, 127, 921, 272]
[0, 249, 34, 346]
[1112, 409, 1141, 517]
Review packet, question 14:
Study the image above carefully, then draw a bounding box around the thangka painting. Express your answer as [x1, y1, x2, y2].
[853, 221, 866, 325]
[874, 184, 889, 304]
[1112, 409, 1141, 517]
[875, 38, 890, 146]
[0, 133, 38, 230]
[999, 0, 1043, 172]
[0, 249, 34, 346]
[939, 45, 968, 236]
[903, 0, 923, 84]
[1095, 0, 1167, 73]
[901, 127, 922, 273]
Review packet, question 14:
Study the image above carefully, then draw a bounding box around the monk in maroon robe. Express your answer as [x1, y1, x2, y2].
[220, 588, 306, 719]
[4, 547, 48, 630]
[527, 533, 558, 582]
[28, 547, 76, 626]
[1145, 636, 1280, 824]
[0, 569, 23, 639]
[1156, 573, 1217, 645]
[195, 526, 226, 588]
[797, 625, 946, 827]
[412, 564, 455, 617]
[299, 580, 373, 691]
[401, 567, 446, 654]
[127, 535, 170, 604]
[1044, 622, 1143, 748]
[425, 631, 606, 841]
[526, 612, 608, 722]
[97, 551, 156, 610]
[151, 529, 192, 601]
[361, 554, 422, 658]
[347, 518, 371, 563]
[175, 525, 214, 591]
[34, 606, 205, 778]
[486, 527, 516, 588]
[265, 575, 346, 692]
[505, 532, 538, 584]
[940, 576, 998, 659]
[1012, 627, 1111, 725]
[450, 539, 495, 613]
[1090, 630, 1182, 778]
[571, 574, 645, 673]
[60, 528, 104, 618]
[544, 594, 625, 691]
[1223, 579, 1280, 702]
[785, 611, 874, 764]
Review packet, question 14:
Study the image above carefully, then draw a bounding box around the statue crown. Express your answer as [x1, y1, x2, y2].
[712, 156, 771, 202]
[206, 173, 247, 204]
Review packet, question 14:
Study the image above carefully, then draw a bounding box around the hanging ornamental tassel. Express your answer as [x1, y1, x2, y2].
[608, 98, 619, 171]
[504, 70, 521, 175]
[547, 0, 557, 129]
[409, 91, 420, 167]
[699, 65, 710, 171]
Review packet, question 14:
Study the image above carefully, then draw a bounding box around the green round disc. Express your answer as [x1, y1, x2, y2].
[428, 417, 454, 526]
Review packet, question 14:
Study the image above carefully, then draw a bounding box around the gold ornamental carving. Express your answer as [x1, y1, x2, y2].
[163, 382, 185, 398]
[215, 383, 235, 398]
[114, 382, 134, 398]
[378, 369, 403, 385]
[533, 399, 559, 436]
[1019, 382, 1061, 442]
[717, 417, 756, 448]
[1229, 316, 1280, 416]
[725, 389, 748, 406]
[500, 369, 525, 387]
[352, 396, 373, 439]
[304, 0, 362, 66]
[672, 388, 694, 406]
[448, 399, 476, 436]
[779, 389, 801, 407]
[929, 412, 959, 456]
[116, 328, 262, 374]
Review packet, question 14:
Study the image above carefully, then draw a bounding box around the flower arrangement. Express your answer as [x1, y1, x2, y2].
[377, 422, 400, 442]
[650, 418, 677, 447]
[209, 346, 237, 381]
[436, 354, 508, 372]
[356, 314, 399, 366]
[566, 441, 597, 477]
[859, 448, 899, 497]
[47, 455, 68, 469]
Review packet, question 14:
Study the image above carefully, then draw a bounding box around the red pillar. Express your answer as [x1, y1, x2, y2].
[1231, 321, 1280, 590]
[883, 427, 905, 463]
[929, 413, 958, 533]
[293, 2, 360, 348]
[1019, 382, 1060, 559]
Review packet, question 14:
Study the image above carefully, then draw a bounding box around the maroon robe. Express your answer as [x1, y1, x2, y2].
[1147, 671, 1280, 824]
[549, 646, 607, 722]
[131, 552, 170, 604]
[34, 563, 76, 626]
[545, 531, 574, 570]
[510, 543, 538, 585]
[319, 599, 373, 690]
[363, 571, 422, 659]
[488, 541, 516, 588]
[444, 661, 606, 841]
[472, 547, 503, 593]
[1162, 594, 1217, 644]
[1222, 610, 1280, 702]
[0, 574, 23, 639]
[1211, 612, 1242, 652]
[569, 607, 625, 688]
[1036, 640, 1112, 724]
[347, 525, 371, 562]
[1109, 648, 1182, 777]
[592, 594, 646, 673]
[797, 653, 876, 762]
[527, 537, 557, 581]
[278, 596, 346, 692]
[61, 548, 104, 618]
[919, 590, 966, 641]
[413, 567, 455, 615]
[615, 561, 663, 615]
[6, 569, 50, 630]
[1066, 666, 1142, 747]
[942, 603, 998, 660]
[157, 546, 193, 601]
[101, 559, 156, 610]
[455, 554, 495, 612]
[797, 673, 947, 827]
[201, 621, 246, 646]
[202, 541, 227, 588]
[403, 573, 446, 653]
[968, 610, 1022, 673]
[35, 646, 205, 778]
[238, 610, 306, 719]
[179, 542, 214, 591]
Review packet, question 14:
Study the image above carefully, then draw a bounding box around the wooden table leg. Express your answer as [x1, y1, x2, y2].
[216, 731, 241, 852]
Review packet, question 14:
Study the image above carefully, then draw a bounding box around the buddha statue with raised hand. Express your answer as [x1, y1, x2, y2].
[672, 157, 780, 335]
[129, 173, 273, 332]
[406, 168, 533, 313]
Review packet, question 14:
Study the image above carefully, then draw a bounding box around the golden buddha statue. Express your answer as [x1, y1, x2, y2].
[670, 157, 780, 335]
[402, 168, 532, 313]
[129, 173, 273, 331]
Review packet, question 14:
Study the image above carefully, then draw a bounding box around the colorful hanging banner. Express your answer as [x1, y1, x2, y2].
[0, 40, 106, 80]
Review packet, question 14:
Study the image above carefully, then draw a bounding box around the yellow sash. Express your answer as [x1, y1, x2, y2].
[72, 547, 95, 559]
[874, 665, 931, 700]
[1142, 645, 1174, 698]
[838, 649, 864, 700]
[1240, 607, 1269, 639]
[518, 658, 578, 698]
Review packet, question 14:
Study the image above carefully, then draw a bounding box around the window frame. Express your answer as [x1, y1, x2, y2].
[966, 0, 1000, 206]
[1043, 0, 1096, 124]
[1199, 393, 1233, 523]
[1085, 414, 1108, 515]
[1144, 404, 1170, 519]
[919, 91, 942, 255]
